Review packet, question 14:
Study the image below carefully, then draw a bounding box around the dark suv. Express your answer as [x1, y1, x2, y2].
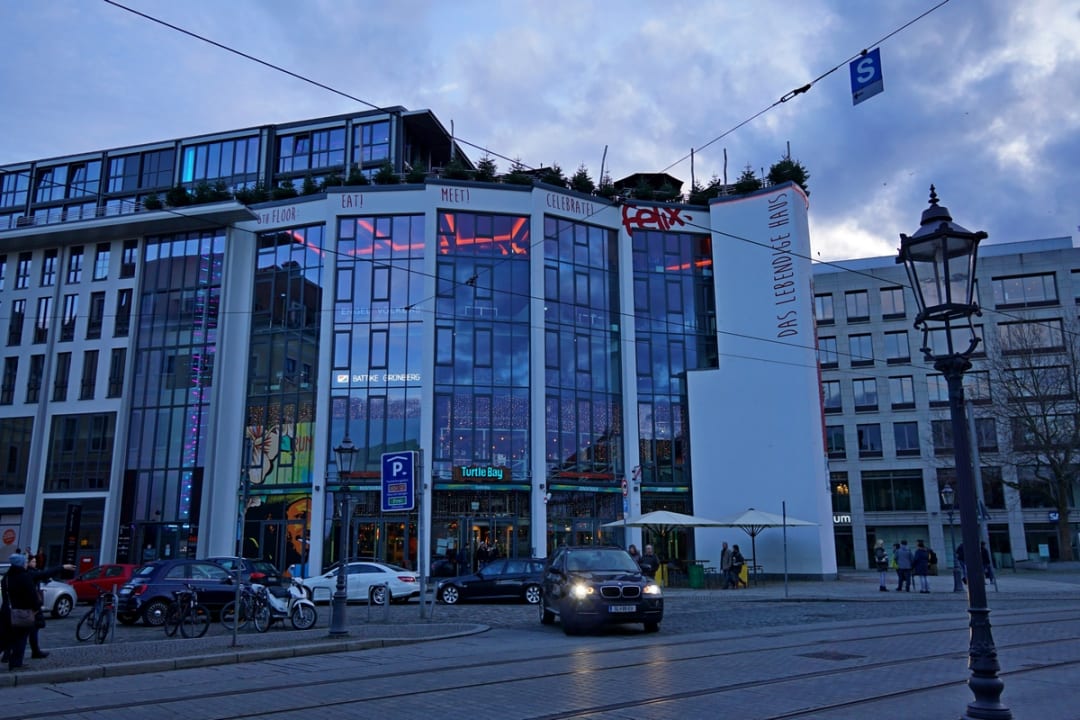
[539, 545, 663, 635]
[117, 559, 236, 626]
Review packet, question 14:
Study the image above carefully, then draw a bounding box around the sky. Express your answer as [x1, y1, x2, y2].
[1, 0, 1077, 261]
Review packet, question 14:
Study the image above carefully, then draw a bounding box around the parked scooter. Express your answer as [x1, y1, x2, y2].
[253, 578, 317, 631]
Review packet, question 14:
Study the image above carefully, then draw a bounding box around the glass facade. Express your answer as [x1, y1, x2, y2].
[121, 230, 223, 560]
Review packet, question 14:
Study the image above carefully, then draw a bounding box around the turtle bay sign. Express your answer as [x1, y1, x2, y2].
[454, 465, 511, 483]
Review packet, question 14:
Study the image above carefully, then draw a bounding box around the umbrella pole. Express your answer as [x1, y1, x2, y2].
[783, 501, 789, 598]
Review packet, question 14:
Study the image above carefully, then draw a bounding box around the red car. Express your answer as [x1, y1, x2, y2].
[69, 564, 139, 603]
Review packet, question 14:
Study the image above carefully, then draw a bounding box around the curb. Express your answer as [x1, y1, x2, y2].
[2, 624, 489, 688]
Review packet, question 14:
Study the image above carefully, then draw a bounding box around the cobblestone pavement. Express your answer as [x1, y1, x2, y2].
[8, 569, 1076, 687]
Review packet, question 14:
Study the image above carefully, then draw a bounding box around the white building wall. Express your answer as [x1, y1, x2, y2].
[690, 184, 837, 577]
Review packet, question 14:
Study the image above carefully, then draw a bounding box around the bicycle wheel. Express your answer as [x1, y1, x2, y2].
[76, 609, 97, 642]
[163, 603, 182, 637]
[253, 602, 272, 633]
[180, 604, 210, 638]
[95, 608, 113, 644]
[220, 600, 250, 632]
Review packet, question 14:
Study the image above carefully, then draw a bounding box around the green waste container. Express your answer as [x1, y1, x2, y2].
[688, 563, 705, 589]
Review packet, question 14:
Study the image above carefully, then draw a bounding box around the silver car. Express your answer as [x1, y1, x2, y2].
[0, 563, 77, 618]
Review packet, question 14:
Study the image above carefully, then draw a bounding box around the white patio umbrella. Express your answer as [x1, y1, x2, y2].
[713, 504, 818, 593]
[601, 509, 730, 535]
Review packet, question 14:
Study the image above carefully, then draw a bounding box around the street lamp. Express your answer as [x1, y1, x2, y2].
[940, 483, 964, 592]
[328, 435, 358, 637]
[899, 186, 1010, 720]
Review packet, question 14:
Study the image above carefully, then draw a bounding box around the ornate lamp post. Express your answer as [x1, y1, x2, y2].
[940, 483, 964, 592]
[328, 436, 357, 637]
[898, 186, 1010, 720]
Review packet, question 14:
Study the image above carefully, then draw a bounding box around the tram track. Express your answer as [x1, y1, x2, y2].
[18, 608, 1080, 720]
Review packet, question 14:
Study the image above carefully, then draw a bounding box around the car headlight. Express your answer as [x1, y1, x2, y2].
[570, 583, 594, 599]
[643, 583, 662, 596]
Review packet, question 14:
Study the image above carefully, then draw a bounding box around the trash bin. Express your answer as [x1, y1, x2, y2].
[688, 563, 704, 589]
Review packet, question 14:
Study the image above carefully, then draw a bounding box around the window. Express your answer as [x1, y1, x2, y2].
[822, 380, 842, 413]
[849, 334, 873, 366]
[852, 378, 877, 411]
[975, 417, 998, 452]
[140, 149, 176, 189]
[862, 469, 925, 511]
[15, 252, 30, 289]
[61, 294, 78, 341]
[0, 357, 16, 405]
[34, 297, 51, 343]
[35, 166, 67, 203]
[67, 161, 101, 198]
[880, 287, 905, 318]
[107, 154, 139, 193]
[114, 289, 132, 337]
[845, 290, 869, 321]
[814, 294, 834, 324]
[41, 249, 58, 286]
[0, 255, 6, 290]
[277, 128, 345, 173]
[53, 352, 71, 401]
[826, 425, 846, 459]
[857, 423, 883, 458]
[818, 336, 838, 367]
[831, 472, 851, 512]
[967, 370, 991, 402]
[26, 354, 43, 403]
[884, 330, 910, 363]
[889, 376, 915, 409]
[87, 292, 105, 339]
[893, 421, 920, 456]
[180, 137, 259, 187]
[66, 246, 83, 284]
[927, 374, 949, 405]
[120, 240, 138, 278]
[356, 121, 390, 164]
[932, 419, 953, 454]
[992, 273, 1057, 308]
[93, 243, 110, 280]
[1005, 365, 1071, 400]
[107, 348, 126, 397]
[997, 319, 1064, 353]
[0, 170, 30, 208]
[1015, 466, 1069, 509]
[80, 350, 98, 400]
[7, 298, 25, 346]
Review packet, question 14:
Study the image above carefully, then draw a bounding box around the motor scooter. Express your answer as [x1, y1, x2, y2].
[253, 578, 317, 631]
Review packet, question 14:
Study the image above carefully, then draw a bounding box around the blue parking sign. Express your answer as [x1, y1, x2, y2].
[381, 451, 416, 511]
[850, 48, 884, 106]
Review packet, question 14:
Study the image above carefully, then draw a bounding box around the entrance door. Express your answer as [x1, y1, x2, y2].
[457, 516, 520, 572]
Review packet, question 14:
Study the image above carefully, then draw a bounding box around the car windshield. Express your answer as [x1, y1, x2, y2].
[251, 562, 277, 575]
[566, 549, 640, 573]
[132, 564, 156, 577]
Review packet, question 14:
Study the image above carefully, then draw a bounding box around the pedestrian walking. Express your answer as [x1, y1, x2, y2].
[912, 540, 931, 593]
[25, 555, 75, 659]
[638, 544, 660, 580]
[727, 544, 747, 589]
[894, 540, 913, 592]
[0, 553, 43, 671]
[873, 539, 890, 591]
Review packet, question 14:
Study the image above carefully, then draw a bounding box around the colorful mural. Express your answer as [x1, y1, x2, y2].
[245, 422, 315, 487]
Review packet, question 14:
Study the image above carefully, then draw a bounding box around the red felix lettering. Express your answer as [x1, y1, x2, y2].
[621, 205, 693, 236]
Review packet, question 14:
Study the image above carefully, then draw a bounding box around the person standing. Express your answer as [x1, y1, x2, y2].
[894, 540, 914, 592]
[873, 540, 890, 591]
[912, 540, 931, 593]
[638, 544, 660, 580]
[627, 544, 641, 566]
[0, 553, 42, 671]
[728, 544, 746, 589]
[720, 542, 732, 589]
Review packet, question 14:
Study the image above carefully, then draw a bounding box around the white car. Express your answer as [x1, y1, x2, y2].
[301, 562, 419, 605]
[0, 563, 77, 618]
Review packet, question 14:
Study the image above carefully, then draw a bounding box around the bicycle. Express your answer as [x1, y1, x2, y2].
[220, 583, 261, 632]
[76, 589, 117, 644]
[163, 583, 210, 639]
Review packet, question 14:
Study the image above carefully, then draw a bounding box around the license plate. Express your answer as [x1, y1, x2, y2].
[608, 605, 636, 613]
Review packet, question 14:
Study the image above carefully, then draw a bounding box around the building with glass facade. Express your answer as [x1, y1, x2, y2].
[0, 107, 836, 579]
[814, 236, 1080, 570]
